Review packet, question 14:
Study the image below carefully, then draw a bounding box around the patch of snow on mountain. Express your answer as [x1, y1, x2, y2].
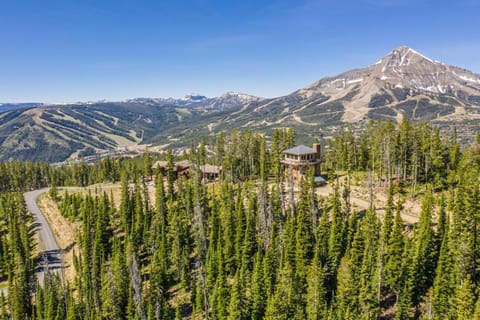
[408, 48, 434, 63]
[400, 54, 408, 66]
[330, 78, 344, 84]
[220, 92, 260, 101]
[346, 78, 363, 84]
[458, 75, 480, 83]
[417, 85, 437, 93]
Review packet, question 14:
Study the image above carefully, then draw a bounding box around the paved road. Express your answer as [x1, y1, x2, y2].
[23, 185, 122, 287]
[24, 188, 64, 285]
[1, 188, 61, 295]
[1, 184, 127, 295]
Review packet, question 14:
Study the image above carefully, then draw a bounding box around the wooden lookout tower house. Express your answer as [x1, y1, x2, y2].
[281, 143, 325, 185]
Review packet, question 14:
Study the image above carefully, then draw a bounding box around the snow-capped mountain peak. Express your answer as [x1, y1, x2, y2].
[219, 91, 262, 101]
[303, 46, 480, 97]
[126, 92, 262, 110]
[262, 45, 480, 127]
[380, 45, 435, 67]
[183, 93, 208, 101]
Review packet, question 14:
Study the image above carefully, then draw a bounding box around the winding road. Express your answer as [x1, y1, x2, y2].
[25, 184, 122, 287]
[0, 188, 61, 295]
[25, 188, 64, 285]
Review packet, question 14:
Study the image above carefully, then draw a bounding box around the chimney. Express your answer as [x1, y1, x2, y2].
[312, 143, 321, 159]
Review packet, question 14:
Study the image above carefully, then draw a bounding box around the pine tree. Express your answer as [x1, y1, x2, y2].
[294, 177, 315, 295]
[264, 264, 295, 320]
[473, 294, 480, 320]
[250, 252, 266, 320]
[119, 174, 132, 234]
[432, 215, 454, 319]
[384, 201, 405, 300]
[335, 256, 357, 317]
[166, 150, 176, 199]
[263, 232, 277, 299]
[306, 248, 326, 320]
[210, 247, 229, 320]
[455, 276, 475, 320]
[107, 240, 129, 319]
[66, 290, 78, 320]
[148, 234, 169, 320]
[227, 271, 247, 320]
[409, 188, 437, 304]
[327, 183, 345, 273]
[358, 209, 380, 318]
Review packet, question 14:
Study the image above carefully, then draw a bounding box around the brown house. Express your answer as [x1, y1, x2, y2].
[152, 160, 192, 178]
[152, 160, 222, 181]
[281, 143, 325, 185]
[200, 164, 222, 181]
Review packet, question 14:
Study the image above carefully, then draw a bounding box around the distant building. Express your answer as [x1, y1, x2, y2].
[152, 160, 191, 178]
[152, 160, 222, 181]
[281, 143, 326, 185]
[200, 164, 222, 181]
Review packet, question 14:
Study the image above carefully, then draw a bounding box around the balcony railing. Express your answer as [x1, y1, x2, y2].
[280, 158, 323, 166]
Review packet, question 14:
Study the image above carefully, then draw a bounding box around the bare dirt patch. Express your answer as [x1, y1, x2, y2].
[63, 182, 156, 210]
[315, 181, 421, 224]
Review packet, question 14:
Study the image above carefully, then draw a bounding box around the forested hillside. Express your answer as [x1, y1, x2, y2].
[0, 120, 479, 319]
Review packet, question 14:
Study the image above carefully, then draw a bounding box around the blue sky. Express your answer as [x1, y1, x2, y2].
[1, 0, 479, 103]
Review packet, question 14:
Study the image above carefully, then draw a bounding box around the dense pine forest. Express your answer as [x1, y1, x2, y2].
[0, 119, 479, 319]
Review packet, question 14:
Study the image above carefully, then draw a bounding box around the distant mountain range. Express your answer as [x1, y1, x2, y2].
[126, 91, 262, 110]
[1, 46, 479, 162]
[211, 46, 480, 137]
[0, 102, 44, 113]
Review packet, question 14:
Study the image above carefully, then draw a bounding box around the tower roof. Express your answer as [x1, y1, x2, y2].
[282, 145, 316, 155]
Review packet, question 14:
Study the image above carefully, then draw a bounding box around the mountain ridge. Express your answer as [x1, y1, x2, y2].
[1, 92, 262, 112]
[1, 46, 479, 162]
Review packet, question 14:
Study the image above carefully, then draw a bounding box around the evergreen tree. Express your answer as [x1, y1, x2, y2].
[384, 201, 405, 301]
[432, 215, 454, 319]
[455, 276, 475, 320]
[250, 252, 266, 320]
[409, 188, 437, 304]
[306, 249, 326, 320]
[227, 271, 247, 320]
[264, 264, 295, 320]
